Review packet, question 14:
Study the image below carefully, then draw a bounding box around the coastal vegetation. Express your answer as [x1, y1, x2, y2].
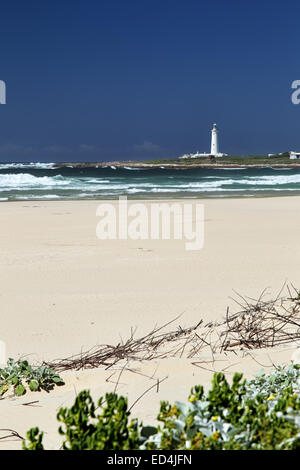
[0, 358, 64, 397]
[139, 152, 292, 167]
[52, 152, 296, 169]
[23, 365, 300, 450]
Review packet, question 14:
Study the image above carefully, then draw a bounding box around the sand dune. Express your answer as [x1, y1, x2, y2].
[0, 197, 300, 449]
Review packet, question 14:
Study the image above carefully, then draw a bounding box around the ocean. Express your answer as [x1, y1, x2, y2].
[1, 163, 300, 201]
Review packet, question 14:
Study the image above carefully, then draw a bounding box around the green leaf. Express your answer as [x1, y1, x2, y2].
[140, 426, 157, 438]
[15, 384, 26, 396]
[18, 360, 29, 368]
[52, 376, 64, 384]
[29, 380, 39, 392]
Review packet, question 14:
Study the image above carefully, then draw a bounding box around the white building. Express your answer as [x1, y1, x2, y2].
[290, 151, 300, 160]
[211, 123, 219, 155]
[179, 123, 227, 159]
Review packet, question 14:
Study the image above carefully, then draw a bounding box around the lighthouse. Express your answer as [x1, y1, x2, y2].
[211, 123, 219, 156]
[178, 122, 227, 159]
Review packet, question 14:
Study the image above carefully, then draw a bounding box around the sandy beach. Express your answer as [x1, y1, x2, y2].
[1, 196, 300, 449]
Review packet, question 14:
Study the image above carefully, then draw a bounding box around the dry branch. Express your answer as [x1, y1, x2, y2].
[44, 285, 300, 373]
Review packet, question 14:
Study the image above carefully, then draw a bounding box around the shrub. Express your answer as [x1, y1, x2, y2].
[143, 366, 300, 450]
[23, 391, 140, 450]
[23, 364, 300, 450]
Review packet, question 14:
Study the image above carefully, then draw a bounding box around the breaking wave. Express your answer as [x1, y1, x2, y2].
[1, 165, 300, 200]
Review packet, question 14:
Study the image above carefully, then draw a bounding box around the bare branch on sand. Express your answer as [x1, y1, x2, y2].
[44, 285, 300, 373]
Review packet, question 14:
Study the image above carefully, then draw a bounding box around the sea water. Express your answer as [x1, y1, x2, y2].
[0, 163, 300, 201]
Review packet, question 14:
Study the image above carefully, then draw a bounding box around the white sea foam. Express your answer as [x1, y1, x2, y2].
[230, 174, 300, 185]
[123, 166, 141, 170]
[86, 179, 110, 184]
[0, 173, 68, 189]
[0, 162, 55, 170]
[15, 194, 61, 199]
[271, 167, 292, 171]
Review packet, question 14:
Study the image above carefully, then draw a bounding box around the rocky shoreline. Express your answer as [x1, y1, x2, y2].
[52, 161, 300, 169]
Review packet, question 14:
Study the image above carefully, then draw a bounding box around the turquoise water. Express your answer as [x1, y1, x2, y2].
[0, 163, 300, 200]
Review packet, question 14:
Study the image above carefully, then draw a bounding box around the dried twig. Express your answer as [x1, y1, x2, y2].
[0, 429, 24, 441]
[43, 285, 300, 374]
[128, 376, 168, 412]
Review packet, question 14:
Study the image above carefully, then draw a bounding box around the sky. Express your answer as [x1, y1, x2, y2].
[0, 0, 300, 162]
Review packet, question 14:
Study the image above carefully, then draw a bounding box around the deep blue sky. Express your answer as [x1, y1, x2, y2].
[0, 0, 299, 162]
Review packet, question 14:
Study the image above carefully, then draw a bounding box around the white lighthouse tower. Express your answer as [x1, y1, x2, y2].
[211, 123, 219, 156]
[178, 122, 227, 159]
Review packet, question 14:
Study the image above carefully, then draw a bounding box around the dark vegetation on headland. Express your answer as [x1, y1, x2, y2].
[53, 152, 300, 169]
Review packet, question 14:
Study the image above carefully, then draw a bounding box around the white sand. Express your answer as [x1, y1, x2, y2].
[0, 196, 300, 449]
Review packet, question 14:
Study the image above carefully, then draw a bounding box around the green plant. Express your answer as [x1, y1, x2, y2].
[143, 366, 300, 450]
[24, 390, 140, 450]
[0, 358, 64, 397]
[23, 428, 44, 450]
[23, 364, 300, 450]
